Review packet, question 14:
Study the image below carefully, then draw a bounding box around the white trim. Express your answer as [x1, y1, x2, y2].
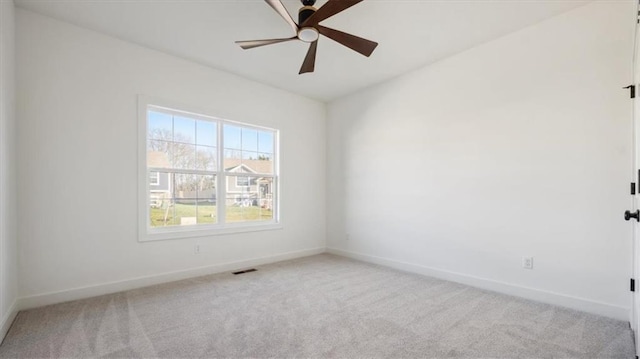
[18, 247, 325, 310]
[148, 104, 223, 124]
[631, 1, 640, 352]
[0, 300, 18, 343]
[138, 96, 150, 241]
[274, 131, 280, 223]
[145, 222, 283, 241]
[327, 247, 630, 321]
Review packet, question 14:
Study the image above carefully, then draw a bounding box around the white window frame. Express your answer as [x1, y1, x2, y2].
[149, 171, 160, 186]
[138, 96, 281, 242]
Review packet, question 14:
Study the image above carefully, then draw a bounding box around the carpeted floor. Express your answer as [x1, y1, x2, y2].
[0, 254, 635, 358]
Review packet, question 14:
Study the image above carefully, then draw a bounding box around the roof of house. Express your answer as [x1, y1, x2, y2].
[224, 159, 273, 175]
[148, 151, 170, 168]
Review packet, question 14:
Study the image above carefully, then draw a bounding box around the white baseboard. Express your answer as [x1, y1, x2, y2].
[327, 247, 629, 321]
[19, 247, 325, 310]
[0, 300, 18, 344]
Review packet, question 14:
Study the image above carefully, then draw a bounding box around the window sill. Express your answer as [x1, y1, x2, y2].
[139, 222, 283, 242]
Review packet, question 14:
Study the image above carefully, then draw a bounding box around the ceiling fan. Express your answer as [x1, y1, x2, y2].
[235, 0, 378, 74]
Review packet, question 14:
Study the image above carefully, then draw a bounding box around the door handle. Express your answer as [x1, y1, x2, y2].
[625, 210, 640, 222]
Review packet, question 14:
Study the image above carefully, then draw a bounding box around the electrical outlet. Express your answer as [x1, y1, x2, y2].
[194, 244, 200, 254]
[522, 257, 533, 269]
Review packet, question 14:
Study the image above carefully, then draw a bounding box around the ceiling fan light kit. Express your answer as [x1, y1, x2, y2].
[235, 0, 378, 74]
[298, 27, 319, 43]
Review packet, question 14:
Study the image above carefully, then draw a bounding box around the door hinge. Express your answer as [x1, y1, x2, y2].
[624, 85, 636, 98]
[631, 278, 635, 292]
[632, 182, 636, 195]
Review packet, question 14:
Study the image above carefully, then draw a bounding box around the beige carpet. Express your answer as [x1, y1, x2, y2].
[0, 254, 635, 358]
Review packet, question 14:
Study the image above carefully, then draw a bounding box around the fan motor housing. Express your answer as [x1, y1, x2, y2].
[298, 5, 316, 25]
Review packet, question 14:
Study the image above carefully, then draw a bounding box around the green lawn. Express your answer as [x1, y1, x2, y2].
[150, 202, 272, 227]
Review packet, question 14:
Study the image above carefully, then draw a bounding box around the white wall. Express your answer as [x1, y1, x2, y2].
[327, 2, 635, 320]
[16, 9, 326, 307]
[0, 0, 18, 339]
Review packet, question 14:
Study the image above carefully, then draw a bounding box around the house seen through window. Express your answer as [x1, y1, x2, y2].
[142, 102, 278, 238]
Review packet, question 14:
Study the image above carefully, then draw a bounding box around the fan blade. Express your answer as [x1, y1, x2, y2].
[316, 25, 377, 57]
[302, 0, 363, 26]
[265, 0, 299, 34]
[235, 37, 297, 50]
[299, 41, 318, 74]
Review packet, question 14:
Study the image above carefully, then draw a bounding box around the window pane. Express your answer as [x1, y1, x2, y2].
[171, 143, 196, 170]
[241, 128, 258, 152]
[224, 124, 241, 150]
[258, 131, 274, 153]
[225, 175, 274, 223]
[257, 153, 274, 174]
[149, 169, 175, 226]
[149, 171, 171, 210]
[196, 175, 216, 201]
[174, 200, 198, 226]
[196, 120, 216, 147]
[197, 201, 216, 224]
[223, 149, 242, 172]
[174, 173, 198, 199]
[148, 139, 171, 153]
[174, 116, 196, 144]
[196, 174, 217, 224]
[149, 173, 217, 227]
[150, 198, 176, 227]
[150, 171, 169, 195]
[196, 146, 217, 171]
[148, 111, 172, 140]
[147, 141, 172, 169]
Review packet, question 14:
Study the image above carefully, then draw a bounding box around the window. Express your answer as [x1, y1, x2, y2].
[236, 176, 249, 187]
[149, 171, 160, 186]
[138, 97, 279, 241]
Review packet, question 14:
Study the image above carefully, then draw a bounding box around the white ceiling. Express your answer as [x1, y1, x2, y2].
[15, 0, 589, 102]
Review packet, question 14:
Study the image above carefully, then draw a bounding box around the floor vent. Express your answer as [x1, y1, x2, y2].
[232, 268, 257, 275]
